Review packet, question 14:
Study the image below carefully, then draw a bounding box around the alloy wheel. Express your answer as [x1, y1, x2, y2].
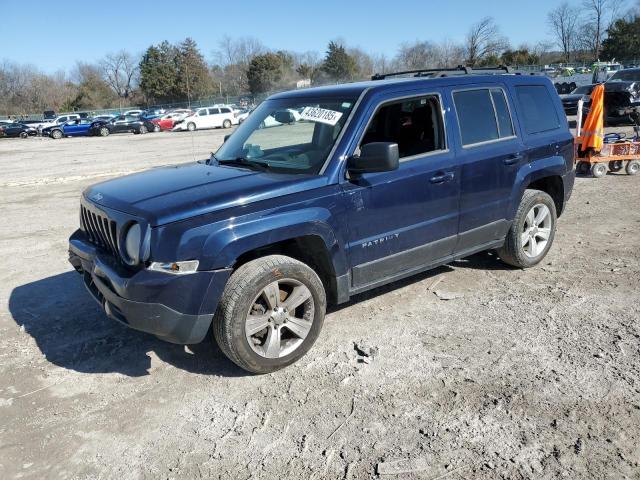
[521, 203, 552, 258]
[245, 278, 314, 359]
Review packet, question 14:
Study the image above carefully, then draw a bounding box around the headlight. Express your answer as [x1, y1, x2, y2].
[124, 223, 141, 264]
[148, 260, 199, 275]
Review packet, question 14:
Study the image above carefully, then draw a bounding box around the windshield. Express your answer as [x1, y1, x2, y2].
[215, 96, 357, 174]
[609, 70, 640, 82]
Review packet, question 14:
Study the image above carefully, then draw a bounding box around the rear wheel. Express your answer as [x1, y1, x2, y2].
[498, 189, 557, 268]
[51, 129, 63, 139]
[99, 127, 109, 137]
[139, 125, 147, 134]
[213, 255, 326, 374]
[626, 160, 640, 175]
[591, 162, 607, 178]
[187, 122, 196, 131]
[19, 131, 28, 139]
[153, 124, 160, 132]
[608, 160, 624, 172]
[223, 119, 232, 129]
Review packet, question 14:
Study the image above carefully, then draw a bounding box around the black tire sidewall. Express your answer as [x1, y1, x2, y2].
[627, 160, 640, 175]
[216, 258, 326, 373]
[515, 191, 557, 267]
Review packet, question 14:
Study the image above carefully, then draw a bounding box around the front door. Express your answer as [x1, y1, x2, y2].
[342, 91, 460, 291]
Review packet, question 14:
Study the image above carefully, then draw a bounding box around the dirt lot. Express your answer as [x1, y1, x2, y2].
[1, 127, 639, 480]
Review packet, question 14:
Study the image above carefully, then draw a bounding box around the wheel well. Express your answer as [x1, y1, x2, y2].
[233, 236, 339, 304]
[527, 176, 565, 216]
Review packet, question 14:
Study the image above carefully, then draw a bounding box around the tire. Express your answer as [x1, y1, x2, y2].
[497, 189, 557, 268]
[608, 160, 624, 172]
[576, 161, 590, 175]
[99, 127, 109, 137]
[139, 125, 147, 134]
[153, 124, 160, 132]
[626, 160, 640, 175]
[51, 129, 63, 139]
[591, 162, 607, 178]
[19, 131, 28, 139]
[213, 255, 326, 374]
[187, 122, 196, 132]
[223, 119, 232, 129]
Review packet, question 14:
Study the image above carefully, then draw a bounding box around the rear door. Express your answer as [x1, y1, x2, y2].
[449, 84, 524, 253]
[342, 89, 460, 291]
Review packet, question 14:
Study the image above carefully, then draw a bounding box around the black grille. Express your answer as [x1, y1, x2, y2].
[80, 205, 120, 258]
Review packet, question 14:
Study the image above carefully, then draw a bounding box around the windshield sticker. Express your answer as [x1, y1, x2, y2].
[300, 107, 343, 126]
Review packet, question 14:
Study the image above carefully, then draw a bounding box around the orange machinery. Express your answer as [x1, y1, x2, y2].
[575, 83, 640, 177]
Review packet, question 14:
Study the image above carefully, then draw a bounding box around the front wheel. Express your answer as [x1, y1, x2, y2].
[223, 119, 232, 129]
[497, 189, 557, 268]
[213, 255, 326, 374]
[139, 125, 147, 134]
[51, 129, 63, 139]
[591, 162, 607, 178]
[187, 122, 196, 131]
[99, 127, 109, 137]
[153, 124, 160, 132]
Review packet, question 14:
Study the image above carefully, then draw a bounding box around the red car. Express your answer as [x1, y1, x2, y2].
[152, 111, 192, 131]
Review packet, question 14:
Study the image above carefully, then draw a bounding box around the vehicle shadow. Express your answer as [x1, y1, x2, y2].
[8, 271, 247, 378]
[10, 251, 511, 377]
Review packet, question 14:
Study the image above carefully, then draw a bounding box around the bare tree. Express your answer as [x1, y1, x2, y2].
[464, 17, 509, 65]
[100, 51, 138, 106]
[581, 0, 626, 59]
[548, 3, 581, 62]
[395, 41, 438, 70]
[434, 39, 466, 67]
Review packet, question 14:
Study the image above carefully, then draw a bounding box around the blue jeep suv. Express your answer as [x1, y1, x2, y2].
[69, 69, 575, 373]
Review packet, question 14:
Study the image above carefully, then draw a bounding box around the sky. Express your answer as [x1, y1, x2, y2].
[2, 0, 570, 73]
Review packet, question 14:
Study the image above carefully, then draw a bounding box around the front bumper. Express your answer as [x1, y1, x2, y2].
[68, 231, 231, 344]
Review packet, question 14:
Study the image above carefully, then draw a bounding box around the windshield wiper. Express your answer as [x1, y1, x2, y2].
[217, 157, 270, 171]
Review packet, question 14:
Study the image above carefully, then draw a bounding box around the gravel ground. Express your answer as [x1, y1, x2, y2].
[0, 126, 639, 480]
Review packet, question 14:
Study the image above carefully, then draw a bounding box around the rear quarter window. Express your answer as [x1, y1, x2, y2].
[515, 85, 561, 135]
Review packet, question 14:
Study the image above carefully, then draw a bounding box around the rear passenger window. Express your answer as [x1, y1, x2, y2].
[360, 95, 446, 159]
[515, 85, 561, 134]
[491, 89, 514, 137]
[453, 88, 515, 146]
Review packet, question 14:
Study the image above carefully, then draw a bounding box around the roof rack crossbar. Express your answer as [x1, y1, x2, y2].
[371, 65, 512, 81]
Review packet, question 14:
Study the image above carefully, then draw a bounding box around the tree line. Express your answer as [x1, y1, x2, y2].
[1, 2, 639, 116]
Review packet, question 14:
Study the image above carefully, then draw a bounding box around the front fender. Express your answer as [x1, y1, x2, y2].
[200, 207, 348, 275]
[508, 156, 566, 220]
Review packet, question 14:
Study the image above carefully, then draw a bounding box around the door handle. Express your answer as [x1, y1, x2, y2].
[429, 171, 455, 184]
[503, 153, 523, 165]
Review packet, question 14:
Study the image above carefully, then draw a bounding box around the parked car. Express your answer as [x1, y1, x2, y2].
[0, 123, 38, 138]
[44, 118, 96, 139]
[235, 107, 252, 123]
[35, 114, 81, 131]
[69, 69, 575, 373]
[43, 110, 56, 119]
[123, 109, 144, 117]
[151, 111, 191, 131]
[260, 108, 302, 128]
[141, 107, 166, 117]
[172, 106, 237, 131]
[583, 68, 640, 125]
[93, 115, 116, 122]
[560, 84, 596, 115]
[89, 115, 158, 136]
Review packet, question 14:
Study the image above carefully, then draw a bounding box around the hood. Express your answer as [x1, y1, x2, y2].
[83, 162, 327, 226]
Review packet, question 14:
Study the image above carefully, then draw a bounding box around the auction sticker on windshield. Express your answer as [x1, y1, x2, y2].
[300, 107, 343, 126]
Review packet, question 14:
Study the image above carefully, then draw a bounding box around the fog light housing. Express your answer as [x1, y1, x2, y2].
[148, 260, 199, 275]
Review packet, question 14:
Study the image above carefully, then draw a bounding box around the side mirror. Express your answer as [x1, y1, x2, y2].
[274, 110, 295, 124]
[348, 142, 399, 174]
[224, 134, 231, 142]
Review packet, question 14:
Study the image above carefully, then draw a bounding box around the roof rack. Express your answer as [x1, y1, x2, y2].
[371, 65, 513, 81]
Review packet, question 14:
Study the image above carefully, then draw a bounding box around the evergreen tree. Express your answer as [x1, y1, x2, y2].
[139, 41, 179, 103]
[321, 41, 357, 81]
[175, 38, 212, 100]
[601, 16, 640, 62]
[247, 53, 284, 95]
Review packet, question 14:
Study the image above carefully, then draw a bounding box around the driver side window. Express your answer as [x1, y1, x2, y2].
[360, 95, 446, 160]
